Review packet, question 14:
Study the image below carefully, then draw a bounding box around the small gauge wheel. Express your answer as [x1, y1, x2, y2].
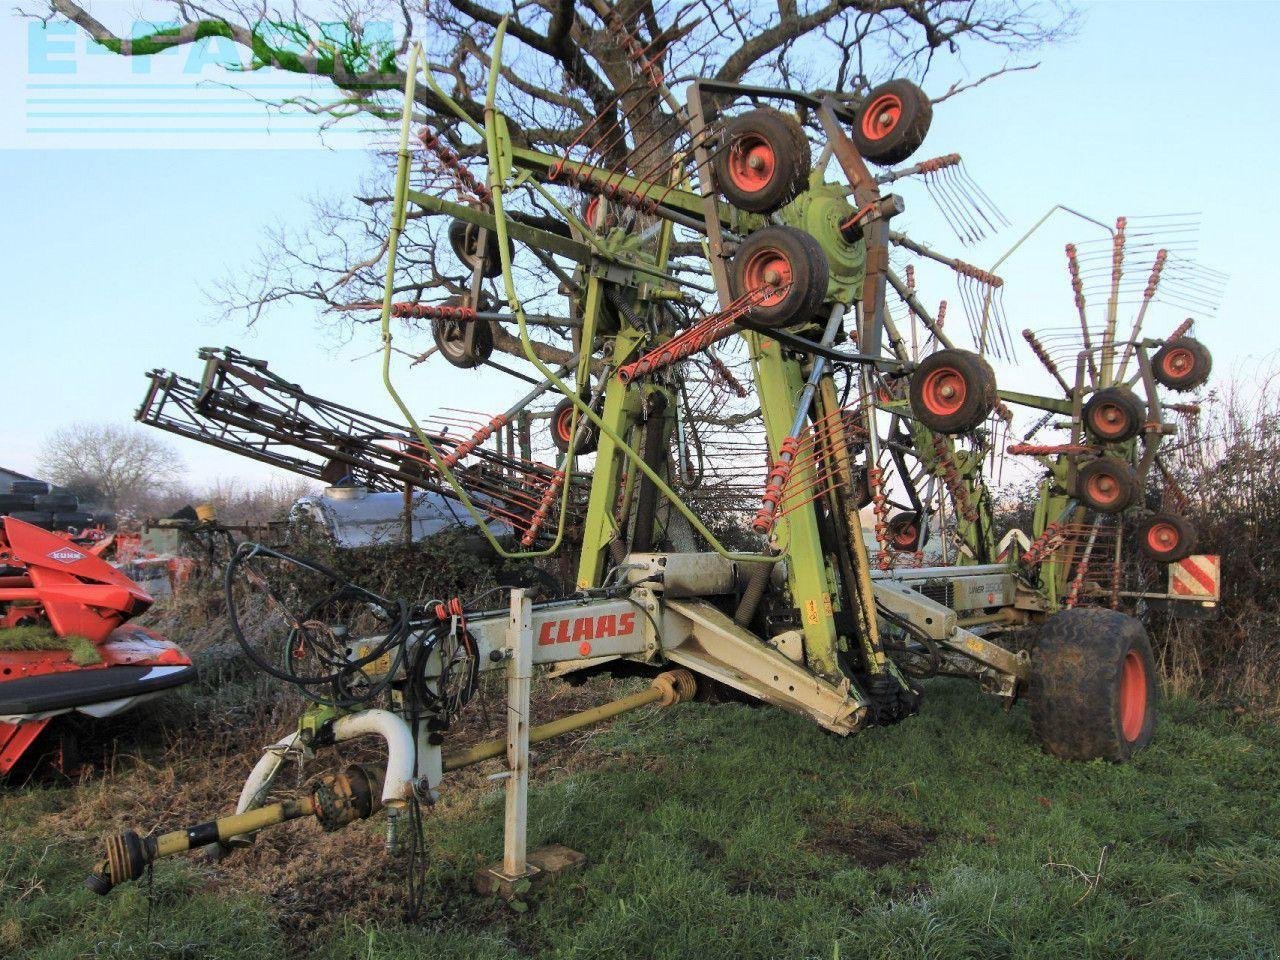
[908, 349, 997, 434]
[1075, 458, 1139, 514]
[1152, 337, 1212, 392]
[850, 79, 933, 166]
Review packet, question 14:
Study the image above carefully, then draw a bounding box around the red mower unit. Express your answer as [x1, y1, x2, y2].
[0, 516, 196, 776]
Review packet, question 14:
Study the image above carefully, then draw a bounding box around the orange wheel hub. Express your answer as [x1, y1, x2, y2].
[1085, 471, 1120, 507]
[1146, 521, 1179, 554]
[920, 366, 967, 417]
[556, 406, 574, 443]
[1090, 401, 1132, 439]
[861, 93, 902, 141]
[1119, 649, 1147, 742]
[726, 133, 777, 192]
[742, 247, 793, 308]
[1162, 347, 1194, 379]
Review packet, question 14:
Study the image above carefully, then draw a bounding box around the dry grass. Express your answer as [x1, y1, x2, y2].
[1153, 371, 1280, 715]
[6, 662, 638, 953]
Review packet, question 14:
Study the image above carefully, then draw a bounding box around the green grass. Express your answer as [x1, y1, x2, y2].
[0, 626, 101, 665]
[3, 681, 1279, 959]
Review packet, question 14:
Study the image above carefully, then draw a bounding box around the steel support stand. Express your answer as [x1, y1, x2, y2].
[502, 588, 534, 880]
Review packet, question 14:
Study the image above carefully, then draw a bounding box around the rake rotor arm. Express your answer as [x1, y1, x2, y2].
[886, 267, 956, 350]
[508, 146, 716, 228]
[996, 390, 1074, 417]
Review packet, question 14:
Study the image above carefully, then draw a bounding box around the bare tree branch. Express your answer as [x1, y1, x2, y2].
[930, 60, 1041, 103]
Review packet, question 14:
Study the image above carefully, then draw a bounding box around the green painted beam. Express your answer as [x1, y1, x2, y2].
[405, 189, 592, 263]
[998, 390, 1073, 416]
[750, 333, 843, 680]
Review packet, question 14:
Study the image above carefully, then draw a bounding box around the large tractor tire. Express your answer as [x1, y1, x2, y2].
[1029, 607, 1157, 761]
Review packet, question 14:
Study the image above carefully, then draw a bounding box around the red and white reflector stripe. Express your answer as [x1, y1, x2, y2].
[1168, 554, 1220, 600]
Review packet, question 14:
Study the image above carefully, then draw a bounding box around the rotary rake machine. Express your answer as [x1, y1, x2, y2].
[87, 12, 1218, 902]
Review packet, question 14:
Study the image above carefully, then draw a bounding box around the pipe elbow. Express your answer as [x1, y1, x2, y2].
[332, 709, 417, 807]
[236, 732, 302, 815]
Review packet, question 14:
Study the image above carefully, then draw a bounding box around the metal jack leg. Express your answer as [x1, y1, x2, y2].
[476, 589, 587, 897]
[502, 588, 534, 882]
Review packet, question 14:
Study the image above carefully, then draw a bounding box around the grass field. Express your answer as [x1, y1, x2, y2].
[3, 678, 1279, 960]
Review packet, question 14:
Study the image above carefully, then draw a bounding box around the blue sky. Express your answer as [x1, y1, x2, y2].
[2, 1, 1277, 488]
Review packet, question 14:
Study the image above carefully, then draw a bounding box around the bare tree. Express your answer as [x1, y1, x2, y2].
[38, 423, 186, 514]
[32, 0, 1076, 344]
[198, 476, 321, 525]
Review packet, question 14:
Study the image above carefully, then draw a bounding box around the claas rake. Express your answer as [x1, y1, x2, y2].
[88, 9, 1221, 903]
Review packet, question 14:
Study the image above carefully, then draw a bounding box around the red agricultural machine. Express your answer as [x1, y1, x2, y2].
[0, 517, 196, 775]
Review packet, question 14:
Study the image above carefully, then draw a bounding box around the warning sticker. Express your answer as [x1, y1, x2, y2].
[1168, 555, 1220, 600]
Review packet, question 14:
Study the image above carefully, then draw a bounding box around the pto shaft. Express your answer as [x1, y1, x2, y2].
[86, 764, 383, 895]
[443, 669, 696, 771]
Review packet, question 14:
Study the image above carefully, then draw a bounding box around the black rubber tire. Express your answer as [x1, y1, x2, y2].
[850, 465, 874, 509]
[50, 512, 96, 532]
[851, 79, 933, 166]
[6, 510, 55, 527]
[550, 396, 598, 455]
[1136, 511, 1197, 563]
[582, 196, 615, 233]
[34, 494, 79, 512]
[431, 298, 495, 369]
[908, 349, 997, 434]
[714, 108, 810, 214]
[1082, 386, 1145, 443]
[730, 226, 830, 329]
[10, 480, 50, 497]
[1029, 607, 1157, 761]
[886, 512, 921, 551]
[1075, 458, 1139, 514]
[1152, 337, 1212, 392]
[448, 219, 510, 279]
[0, 494, 36, 513]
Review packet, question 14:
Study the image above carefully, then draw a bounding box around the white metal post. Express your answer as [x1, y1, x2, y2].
[414, 722, 442, 803]
[502, 588, 533, 879]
